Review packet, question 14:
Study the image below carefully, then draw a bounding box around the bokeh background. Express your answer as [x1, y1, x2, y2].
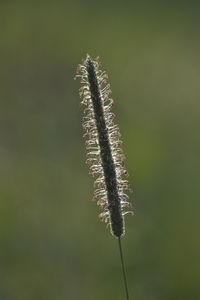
[1, 1, 200, 299]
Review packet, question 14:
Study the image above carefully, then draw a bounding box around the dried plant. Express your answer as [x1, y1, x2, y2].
[75, 55, 133, 300]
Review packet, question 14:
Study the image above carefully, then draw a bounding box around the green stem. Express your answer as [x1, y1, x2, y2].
[118, 236, 130, 300]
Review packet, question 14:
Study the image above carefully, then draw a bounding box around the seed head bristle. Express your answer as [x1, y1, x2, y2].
[76, 55, 133, 237]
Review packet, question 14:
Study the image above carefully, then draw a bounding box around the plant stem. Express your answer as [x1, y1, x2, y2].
[118, 237, 130, 300]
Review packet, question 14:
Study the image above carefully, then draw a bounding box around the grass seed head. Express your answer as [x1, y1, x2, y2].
[76, 55, 133, 237]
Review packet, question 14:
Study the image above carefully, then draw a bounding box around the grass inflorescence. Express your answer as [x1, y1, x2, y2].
[76, 55, 133, 299]
[76, 55, 133, 237]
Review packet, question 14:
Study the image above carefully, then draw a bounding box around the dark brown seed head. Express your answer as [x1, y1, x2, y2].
[76, 55, 133, 237]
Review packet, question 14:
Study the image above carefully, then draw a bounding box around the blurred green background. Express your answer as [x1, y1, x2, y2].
[1, 1, 200, 299]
